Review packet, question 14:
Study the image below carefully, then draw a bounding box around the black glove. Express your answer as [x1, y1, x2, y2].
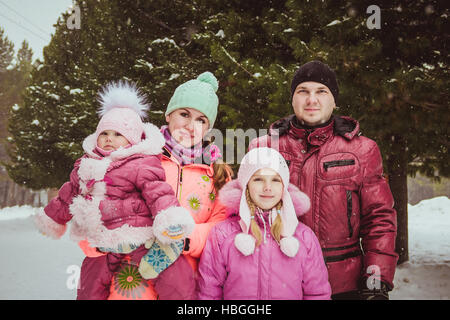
[358, 278, 390, 300]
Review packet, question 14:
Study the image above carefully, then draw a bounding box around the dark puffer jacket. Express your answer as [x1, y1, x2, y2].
[249, 114, 398, 295]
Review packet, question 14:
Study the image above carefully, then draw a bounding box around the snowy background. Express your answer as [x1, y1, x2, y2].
[0, 196, 449, 300]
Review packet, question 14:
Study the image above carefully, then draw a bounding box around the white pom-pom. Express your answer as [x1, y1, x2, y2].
[234, 233, 256, 256]
[97, 80, 150, 118]
[280, 236, 300, 258]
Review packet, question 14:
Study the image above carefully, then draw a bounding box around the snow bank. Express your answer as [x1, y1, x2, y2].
[0, 206, 83, 300]
[0, 205, 37, 221]
[407, 196, 450, 264]
[390, 196, 450, 300]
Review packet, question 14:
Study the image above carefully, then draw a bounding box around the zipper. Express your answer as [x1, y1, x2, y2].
[178, 167, 183, 200]
[174, 164, 180, 198]
[323, 159, 355, 171]
[257, 237, 262, 299]
[346, 190, 353, 238]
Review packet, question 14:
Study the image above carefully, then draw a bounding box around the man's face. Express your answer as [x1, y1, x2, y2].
[292, 81, 336, 126]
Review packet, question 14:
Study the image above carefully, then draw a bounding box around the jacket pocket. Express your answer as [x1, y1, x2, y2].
[346, 190, 353, 238]
[319, 185, 360, 243]
[323, 159, 355, 171]
[319, 153, 359, 181]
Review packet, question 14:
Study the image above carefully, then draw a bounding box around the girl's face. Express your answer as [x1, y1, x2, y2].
[165, 108, 210, 148]
[247, 168, 283, 210]
[97, 130, 130, 151]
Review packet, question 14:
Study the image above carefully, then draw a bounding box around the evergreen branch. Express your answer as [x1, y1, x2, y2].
[401, 97, 446, 110]
[219, 45, 255, 78]
[139, 10, 176, 33]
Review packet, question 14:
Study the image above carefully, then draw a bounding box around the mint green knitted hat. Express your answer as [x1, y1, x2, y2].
[165, 71, 219, 128]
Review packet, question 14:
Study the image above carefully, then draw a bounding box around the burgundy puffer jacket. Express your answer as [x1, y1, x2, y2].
[35, 123, 187, 250]
[249, 115, 398, 294]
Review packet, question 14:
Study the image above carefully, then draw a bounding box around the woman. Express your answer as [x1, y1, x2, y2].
[161, 71, 232, 265]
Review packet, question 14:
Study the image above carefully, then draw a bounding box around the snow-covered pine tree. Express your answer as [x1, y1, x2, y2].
[5, 0, 212, 189]
[0, 28, 15, 155]
[0, 33, 33, 163]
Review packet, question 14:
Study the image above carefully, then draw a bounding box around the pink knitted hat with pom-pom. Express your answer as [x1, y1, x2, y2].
[95, 81, 149, 145]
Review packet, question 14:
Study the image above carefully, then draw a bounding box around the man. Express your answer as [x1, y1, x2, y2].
[249, 60, 398, 299]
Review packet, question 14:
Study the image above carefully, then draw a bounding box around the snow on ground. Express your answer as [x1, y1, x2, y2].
[390, 196, 450, 300]
[0, 197, 449, 300]
[0, 206, 83, 299]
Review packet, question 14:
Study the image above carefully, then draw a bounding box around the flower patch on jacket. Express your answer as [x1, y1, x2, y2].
[187, 194, 201, 211]
[113, 262, 148, 299]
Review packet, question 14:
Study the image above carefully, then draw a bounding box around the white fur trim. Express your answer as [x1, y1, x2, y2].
[68, 195, 153, 248]
[280, 236, 300, 258]
[97, 81, 149, 118]
[109, 123, 165, 161]
[153, 206, 195, 245]
[234, 232, 256, 256]
[78, 157, 111, 182]
[82, 133, 98, 158]
[82, 122, 165, 160]
[34, 208, 67, 239]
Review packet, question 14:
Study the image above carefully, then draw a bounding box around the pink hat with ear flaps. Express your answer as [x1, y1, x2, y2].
[234, 147, 309, 257]
[95, 81, 150, 146]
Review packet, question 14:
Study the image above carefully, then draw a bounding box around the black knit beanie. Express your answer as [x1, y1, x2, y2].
[290, 61, 339, 102]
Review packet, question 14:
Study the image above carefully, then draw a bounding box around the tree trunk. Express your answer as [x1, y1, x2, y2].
[386, 135, 409, 264]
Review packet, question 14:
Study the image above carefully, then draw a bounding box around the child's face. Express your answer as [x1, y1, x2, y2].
[97, 130, 130, 151]
[165, 108, 210, 148]
[247, 168, 283, 210]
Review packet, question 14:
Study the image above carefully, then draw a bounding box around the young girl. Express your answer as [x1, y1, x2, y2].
[35, 81, 195, 300]
[197, 147, 331, 300]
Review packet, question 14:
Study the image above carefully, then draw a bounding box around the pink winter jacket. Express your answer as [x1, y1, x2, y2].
[197, 180, 331, 300]
[35, 123, 191, 249]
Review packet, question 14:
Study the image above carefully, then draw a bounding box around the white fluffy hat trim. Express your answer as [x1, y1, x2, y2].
[97, 80, 149, 118]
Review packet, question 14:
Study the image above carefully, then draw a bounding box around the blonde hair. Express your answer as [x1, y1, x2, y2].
[246, 188, 283, 246]
[212, 159, 234, 192]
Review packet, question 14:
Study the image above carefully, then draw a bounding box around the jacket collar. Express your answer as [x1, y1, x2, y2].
[162, 146, 215, 175]
[269, 114, 360, 142]
[82, 122, 165, 161]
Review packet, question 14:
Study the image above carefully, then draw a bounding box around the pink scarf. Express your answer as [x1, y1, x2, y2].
[161, 125, 222, 165]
